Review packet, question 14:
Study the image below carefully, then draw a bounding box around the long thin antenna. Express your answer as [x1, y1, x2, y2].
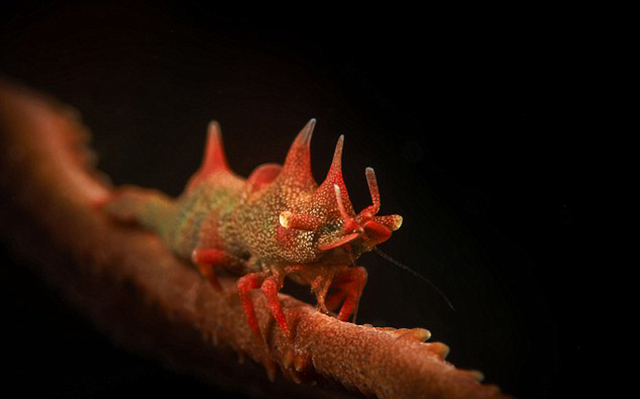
[373, 247, 456, 311]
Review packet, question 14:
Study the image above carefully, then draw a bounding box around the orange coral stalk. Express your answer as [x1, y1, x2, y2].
[0, 77, 512, 399]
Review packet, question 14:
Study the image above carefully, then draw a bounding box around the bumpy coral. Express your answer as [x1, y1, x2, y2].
[1, 78, 512, 398]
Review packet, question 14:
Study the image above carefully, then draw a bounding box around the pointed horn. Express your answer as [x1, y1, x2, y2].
[316, 134, 345, 190]
[202, 121, 229, 172]
[327, 134, 344, 182]
[365, 167, 380, 215]
[185, 121, 229, 192]
[314, 135, 356, 217]
[279, 119, 316, 187]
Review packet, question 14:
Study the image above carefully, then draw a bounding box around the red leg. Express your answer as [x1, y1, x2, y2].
[237, 272, 266, 339]
[237, 265, 301, 340]
[192, 247, 245, 291]
[197, 262, 222, 291]
[261, 276, 291, 340]
[311, 274, 334, 314]
[329, 267, 368, 322]
[325, 288, 347, 312]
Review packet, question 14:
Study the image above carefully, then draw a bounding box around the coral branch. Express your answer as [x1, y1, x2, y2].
[0, 78, 511, 399]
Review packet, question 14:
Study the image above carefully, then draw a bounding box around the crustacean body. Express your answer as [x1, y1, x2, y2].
[104, 119, 402, 339]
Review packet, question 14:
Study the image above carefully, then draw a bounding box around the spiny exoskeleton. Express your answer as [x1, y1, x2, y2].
[104, 119, 402, 340]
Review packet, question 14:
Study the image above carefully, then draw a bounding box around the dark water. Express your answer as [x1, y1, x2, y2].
[1, 2, 588, 398]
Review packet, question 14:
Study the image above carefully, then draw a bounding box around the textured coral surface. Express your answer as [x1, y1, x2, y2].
[0, 78, 512, 399]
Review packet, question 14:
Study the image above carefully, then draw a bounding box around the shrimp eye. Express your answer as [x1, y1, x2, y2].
[278, 211, 323, 231]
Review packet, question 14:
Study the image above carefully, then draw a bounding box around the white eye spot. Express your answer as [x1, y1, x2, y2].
[279, 211, 291, 228]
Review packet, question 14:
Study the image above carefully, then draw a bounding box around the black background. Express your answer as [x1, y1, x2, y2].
[1, 2, 589, 398]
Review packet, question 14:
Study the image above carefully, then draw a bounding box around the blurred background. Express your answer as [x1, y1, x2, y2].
[1, 1, 587, 398]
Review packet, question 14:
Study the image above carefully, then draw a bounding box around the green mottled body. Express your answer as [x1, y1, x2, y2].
[136, 174, 245, 262]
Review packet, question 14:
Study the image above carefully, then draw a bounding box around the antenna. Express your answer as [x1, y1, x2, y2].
[373, 247, 456, 311]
